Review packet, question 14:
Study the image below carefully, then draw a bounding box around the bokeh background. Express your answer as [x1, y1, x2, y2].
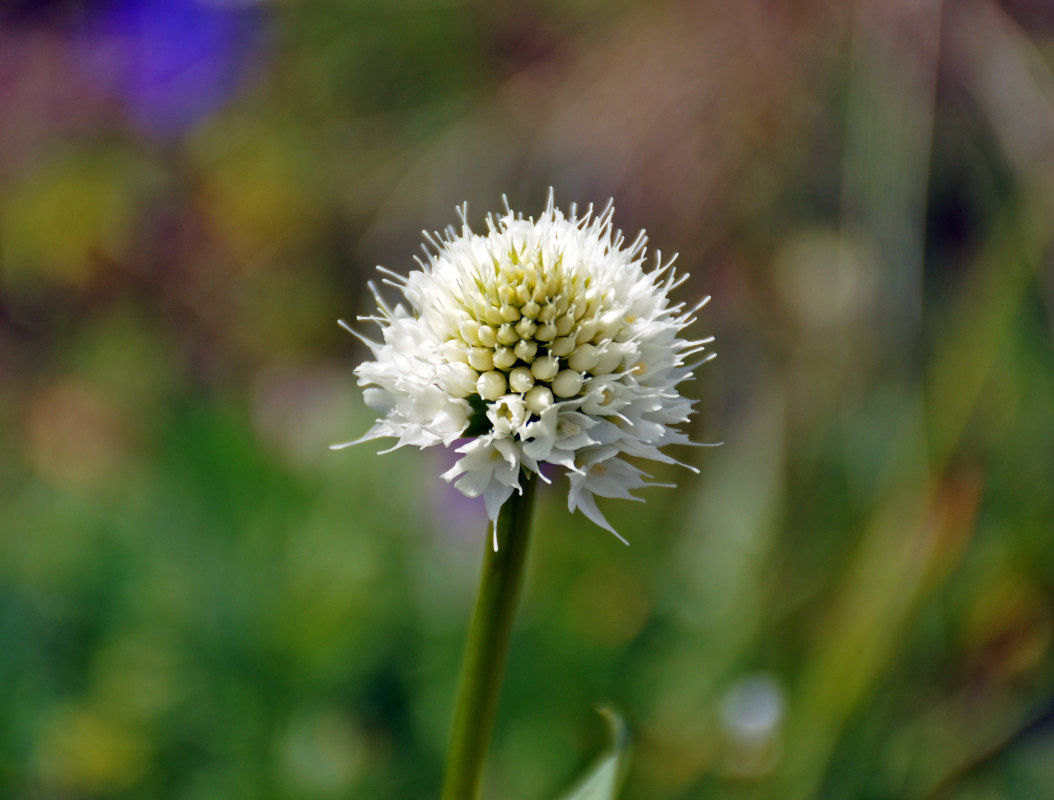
[2, 0, 1053, 798]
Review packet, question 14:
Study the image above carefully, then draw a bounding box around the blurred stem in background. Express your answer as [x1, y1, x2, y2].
[441, 473, 539, 800]
[841, 0, 942, 354]
[777, 1, 1054, 797]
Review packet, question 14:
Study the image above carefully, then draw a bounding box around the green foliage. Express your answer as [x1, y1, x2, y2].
[559, 709, 631, 800]
[465, 394, 495, 437]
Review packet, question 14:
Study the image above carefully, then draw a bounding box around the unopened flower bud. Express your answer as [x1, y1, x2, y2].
[525, 385, 553, 414]
[443, 339, 469, 363]
[551, 337, 576, 357]
[530, 354, 559, 381]
[478, 325, 498, 347]
[459, 319, 481, 344]
[467, 347, 494, 372]
[556, 312, 576, 336]
[513, 339, 538, 363]
[552, 369, 584, 398]
[497, 323, 519, 345]
[477, 370, 507, 401]
[509, 366, 535, 394]
[568, 343, 600, 373]
[514, 318, 537, 339]
[493, 347, 517, 370]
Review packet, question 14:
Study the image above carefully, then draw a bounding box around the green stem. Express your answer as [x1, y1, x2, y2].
[440, 473, 539, 800]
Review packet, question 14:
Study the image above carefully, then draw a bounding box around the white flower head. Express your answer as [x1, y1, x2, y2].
[334, 193, 714, 547]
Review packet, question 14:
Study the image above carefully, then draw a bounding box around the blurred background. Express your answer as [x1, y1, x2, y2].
[1, 0, 1053, 798]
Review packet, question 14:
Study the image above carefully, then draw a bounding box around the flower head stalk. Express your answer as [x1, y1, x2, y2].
[335, 193, 713, 546]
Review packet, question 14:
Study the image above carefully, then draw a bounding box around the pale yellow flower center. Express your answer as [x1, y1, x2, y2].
[441, 246, 630, 405]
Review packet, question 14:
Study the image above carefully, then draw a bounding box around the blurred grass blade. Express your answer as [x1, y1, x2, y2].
[558, 708, 631, 800]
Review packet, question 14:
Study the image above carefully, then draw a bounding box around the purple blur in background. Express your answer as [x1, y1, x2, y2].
[76, 0, 266, 137]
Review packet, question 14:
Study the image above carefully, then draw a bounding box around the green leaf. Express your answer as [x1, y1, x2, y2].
[558, 708, 632, 800]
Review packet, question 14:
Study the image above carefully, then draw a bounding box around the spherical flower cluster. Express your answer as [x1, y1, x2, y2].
[334, 195, 713, 545]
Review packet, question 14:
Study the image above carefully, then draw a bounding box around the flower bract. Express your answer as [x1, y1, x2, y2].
[334, 194, 713, 546]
